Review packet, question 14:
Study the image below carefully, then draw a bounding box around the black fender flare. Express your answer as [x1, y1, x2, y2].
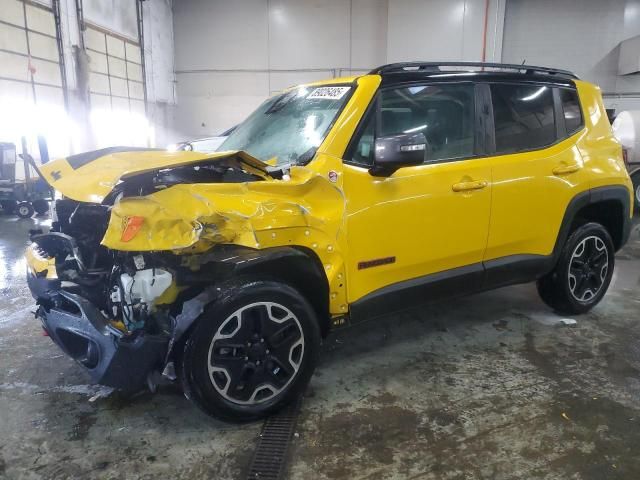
[167, 245, 330, 360]
[552, 185, 632, 261]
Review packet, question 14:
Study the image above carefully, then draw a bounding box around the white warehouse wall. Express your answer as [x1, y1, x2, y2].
[142, 0, 177, 147]
[502, 0, 640, 113]
[172, 0, 640, 140]
[171, 0, 504, 141]
[171, 0, 387, 140]
[1, 0, 175, 156]
[83, 0, 138, 39]
[387, 0, 504, 63]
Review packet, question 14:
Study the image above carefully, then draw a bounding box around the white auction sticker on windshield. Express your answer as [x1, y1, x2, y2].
[307, 86, 351, 100]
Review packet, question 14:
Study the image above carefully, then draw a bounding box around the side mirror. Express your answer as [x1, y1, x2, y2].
[368, 132, 428, 176]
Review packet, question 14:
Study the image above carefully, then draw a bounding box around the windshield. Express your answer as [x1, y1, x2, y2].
[219, 84, 353, 165]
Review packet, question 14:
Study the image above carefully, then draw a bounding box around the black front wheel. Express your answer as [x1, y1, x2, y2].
[537, 223, 614, 315]
[180, 277, 321, 421]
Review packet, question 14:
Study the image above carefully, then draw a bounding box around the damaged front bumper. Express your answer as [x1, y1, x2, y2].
[27, 264, 168, 392]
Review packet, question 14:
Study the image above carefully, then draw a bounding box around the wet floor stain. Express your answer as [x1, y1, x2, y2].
[67, 410, 97, 441]
[3, 216, 640, 479]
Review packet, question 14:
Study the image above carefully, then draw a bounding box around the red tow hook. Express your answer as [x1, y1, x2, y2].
[42, 328, 49, 337]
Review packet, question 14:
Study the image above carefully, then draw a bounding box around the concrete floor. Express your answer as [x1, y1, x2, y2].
[1, 213, 639, 480]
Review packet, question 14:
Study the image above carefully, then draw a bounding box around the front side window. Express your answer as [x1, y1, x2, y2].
[559, 88, 583, 135]
[490, 84, 556, 154]
[220, 84, 352, 166]
[350, 109, 376, 165]
[349, 83, 476, 165]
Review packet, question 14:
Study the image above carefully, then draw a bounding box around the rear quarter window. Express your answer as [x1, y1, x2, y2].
[559, 88, 584, 135]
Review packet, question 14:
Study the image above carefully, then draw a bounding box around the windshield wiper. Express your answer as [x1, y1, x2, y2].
[296, 147, 317, 166]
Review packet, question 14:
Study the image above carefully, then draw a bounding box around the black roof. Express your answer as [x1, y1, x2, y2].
[369, 62, 578, 87]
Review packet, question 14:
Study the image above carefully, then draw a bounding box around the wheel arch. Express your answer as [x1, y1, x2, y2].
[237, 246, 331, 337]
[554, 186, 632, 257]
[173, 245, 331, 346]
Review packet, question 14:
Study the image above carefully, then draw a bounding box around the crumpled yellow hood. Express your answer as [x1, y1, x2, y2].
[101, 164, 344, 252]
[39, 147, 271, 203]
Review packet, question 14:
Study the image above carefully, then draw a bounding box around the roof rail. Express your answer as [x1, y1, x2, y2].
[369, 62, 578, 79]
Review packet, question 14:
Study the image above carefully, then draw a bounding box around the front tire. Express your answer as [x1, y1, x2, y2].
[537, 223, 614, 315]
[180, 278, 321, 421]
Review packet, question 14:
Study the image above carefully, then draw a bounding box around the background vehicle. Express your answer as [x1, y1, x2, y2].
[168, 126, 237, 153]
[25, 63, 633, 421]
[0, 142, 51, 218]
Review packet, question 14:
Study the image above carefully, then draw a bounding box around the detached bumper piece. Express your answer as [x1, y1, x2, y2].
[31, 275, 168, 392]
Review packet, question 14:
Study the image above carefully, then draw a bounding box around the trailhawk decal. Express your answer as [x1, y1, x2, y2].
[358, 256, 396, 270]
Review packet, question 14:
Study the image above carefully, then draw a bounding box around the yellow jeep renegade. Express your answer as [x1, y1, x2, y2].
[26, 62, 633, 420]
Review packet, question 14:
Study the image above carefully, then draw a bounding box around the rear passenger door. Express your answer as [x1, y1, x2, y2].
[483, 82, 588, 272]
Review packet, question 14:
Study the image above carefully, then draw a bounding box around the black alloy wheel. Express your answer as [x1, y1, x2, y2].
[180, 277, 321, 421]
[537, 222, 615, 315]
[208, 301, 305, 405]
[567, 235, 609, 303]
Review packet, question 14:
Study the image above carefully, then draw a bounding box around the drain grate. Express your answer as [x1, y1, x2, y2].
[246, 400, 302, 480]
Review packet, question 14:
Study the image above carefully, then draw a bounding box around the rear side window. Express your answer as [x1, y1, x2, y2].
[559, 88, 583, 134]
[490, 84, 556, 154]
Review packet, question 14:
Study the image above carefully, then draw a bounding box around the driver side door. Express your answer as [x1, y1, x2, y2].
[341, 82, 493, 316]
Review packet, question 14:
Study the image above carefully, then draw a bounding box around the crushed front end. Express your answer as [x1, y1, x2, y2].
[25, 145, 347, 394]
[26, 199, 178, 390]
[24, 149, 284, 392]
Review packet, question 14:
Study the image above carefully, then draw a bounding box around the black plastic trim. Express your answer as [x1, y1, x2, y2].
[371, 62, 578, 79]
[174, 245, 331, 338]
[34, 287, 168, 391]
[483, 254, 554, 290]
[378, 72, 576, 89]
[349, 263, 484, 323]
[589, 185, 632, 249]
[553, 87, 567, 140]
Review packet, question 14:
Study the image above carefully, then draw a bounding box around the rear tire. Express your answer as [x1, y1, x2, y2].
[16, 202, 34, 219]
[32, 199, 49, 215]
[537, 223, 614, 315]
[632, 175, 640, 213]
[180, 277, 321, 421]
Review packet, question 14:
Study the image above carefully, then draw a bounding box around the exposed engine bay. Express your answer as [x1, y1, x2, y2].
[33, 198, 179, 334]
[26, 155, 293, 391]
[31, 157, 266, 332]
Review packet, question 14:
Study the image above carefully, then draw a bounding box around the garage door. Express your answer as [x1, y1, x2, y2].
[84, 23, 145, 117]
[0, 0, 65, 109]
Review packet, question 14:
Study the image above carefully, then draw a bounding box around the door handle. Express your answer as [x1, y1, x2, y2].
[552, 164, 581, 175]
[452, 180, 488, 192]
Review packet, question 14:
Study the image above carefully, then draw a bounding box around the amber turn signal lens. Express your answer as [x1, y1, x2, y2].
[121, 216, 144, 242]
